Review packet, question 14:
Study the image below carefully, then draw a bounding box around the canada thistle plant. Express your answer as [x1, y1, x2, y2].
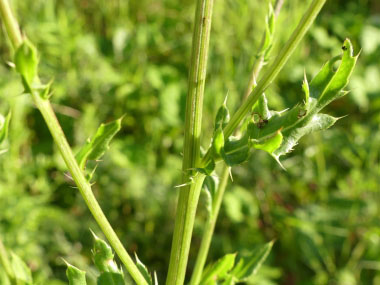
[0, 0, 358, 284]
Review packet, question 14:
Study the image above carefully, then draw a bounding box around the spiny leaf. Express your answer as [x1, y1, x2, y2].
[247, 39, 357, 164]
[91, 231, 122, 274]
[252, 131, 283, 155]
[221, 134, 249, 166]
[10, 252, 32, 284]
[203, 175, 219, 215]
[97, 272, 124, 285]
[65, 261, 87, 285]
[135, 254, 153, 285]
[212, 127, 224, 158]
[0, 111, 11, 144]
[214, 97, 230, 131]
[274, 114, 338, 158]
[76, 117, 122, 170]
[231, 240, 274, 282]
[200, 253, 236, 284]
[252, 94, 270, 120]
[14, 39, 38, 87]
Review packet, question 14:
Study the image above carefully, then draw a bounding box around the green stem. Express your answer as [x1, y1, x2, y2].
[0, 0, 21, 48]
[189, 166, 229, 285]
[31, 94, 147, 285]
[0, 237, 15, 284]
[166, 0, 214, 283]
[0, 1, 147, 284]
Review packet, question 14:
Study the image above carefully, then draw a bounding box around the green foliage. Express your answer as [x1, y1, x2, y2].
[10, 251, 33, 285]
[200, 253, 236, 284]
[0, 111, 11, 145]
[0, 0, 376, 284]
[14, 40, 38, 87]
[230, 241, 274, 282]
[76, 118, 122, 170]
[200, 241, 273, 284]
[65, 261, 87, 285]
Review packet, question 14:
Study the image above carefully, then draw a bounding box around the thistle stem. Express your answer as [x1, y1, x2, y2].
[0, 1, 147, 284]
[189, 166, 230, 285]
[166, 0, 215, 283]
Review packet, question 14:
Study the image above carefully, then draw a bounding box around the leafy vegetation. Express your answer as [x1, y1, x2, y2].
[0, 0, 378, 284]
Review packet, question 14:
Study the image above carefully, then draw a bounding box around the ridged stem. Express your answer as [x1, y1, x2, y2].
[189, 166, 229, 285]
[166, 0, 215, 283]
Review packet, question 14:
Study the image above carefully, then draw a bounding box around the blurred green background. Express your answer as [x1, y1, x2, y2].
[0, 0, 379, 284]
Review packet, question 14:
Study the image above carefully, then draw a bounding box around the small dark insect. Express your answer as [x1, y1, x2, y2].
[342, 45, 347, 51]
[257, 119, 268, 129]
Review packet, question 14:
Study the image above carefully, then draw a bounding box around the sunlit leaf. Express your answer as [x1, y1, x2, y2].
[0, 111, 11, 144]
[76, 117, 122, 170]
[212, 127, 224, 158]
[231, 240, 274, 281]
[97, 272, 124, 285]
[200, 253, 236, 284]
[274, 114, 338, 158]
[135, 254, 153, 285]
[65, 261, 87, 285]
[221, 134, 249, 166]
[91, 231, 122, 274]
[10, 252, 32, 284]
[252, 131, 283, 155]
[14, 40, 38, 87]
[215, 97, 230, 131]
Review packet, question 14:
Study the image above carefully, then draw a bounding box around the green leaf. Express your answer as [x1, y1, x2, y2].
[212, 127, 224, 158]
[222, 274, 236, 285]
[91, 231, 122, 274]
[203, 175, 219, 215]
[65, 261, 87, 285]
[261, 3, 275, 54]
[247, 40, 357, 164]
[302, 71, 310, 109]
[231, 240, 274, 282]
[200, 253, 236, 284]
[196, 158, 215, 175]
[311, 39, 358, 109]
[135, 254, 153, 285]
[76, 117, 122, 170]
[221, 134, 249, 166]
[274, 114, 338, 158]
[252, 94, 270, 120]
[97, 272, 124, 285]
[14, 39, 38, 86]
[10, 252, 32, 285]
[214, 97, 230, 131]
[252, 131, 283, 155]
[0, 111, 11, 144]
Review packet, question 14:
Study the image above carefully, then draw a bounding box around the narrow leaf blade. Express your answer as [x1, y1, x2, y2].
[231, 240, 274, 281]
[76, 117, 122, 170]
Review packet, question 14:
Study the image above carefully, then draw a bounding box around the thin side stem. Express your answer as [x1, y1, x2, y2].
[189, 166, 229, 285]
[166, 0, 214, 283]
[0, 0, 21, 48]
[31, 94, 148, 285]
[0, 2, 148, 284]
